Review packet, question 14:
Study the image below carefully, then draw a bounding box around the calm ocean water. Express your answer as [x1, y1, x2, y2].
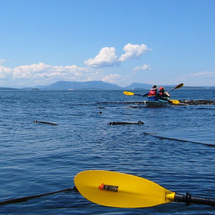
[0, 89, 215, 215]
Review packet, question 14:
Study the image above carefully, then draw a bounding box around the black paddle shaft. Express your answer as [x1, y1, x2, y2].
[175, 193, 215, 206]
[135, 93, 146, 97]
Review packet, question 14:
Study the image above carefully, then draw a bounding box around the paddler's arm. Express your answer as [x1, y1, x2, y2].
[142, 92, 148, 97]
[164, 92, 170, 97]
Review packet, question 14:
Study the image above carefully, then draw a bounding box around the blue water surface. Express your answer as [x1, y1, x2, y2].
[0, 89, 215, 215]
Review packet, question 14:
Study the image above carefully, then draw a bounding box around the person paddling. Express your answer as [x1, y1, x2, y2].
[145, 85, 159, 101]
[158, 87, 170, 100]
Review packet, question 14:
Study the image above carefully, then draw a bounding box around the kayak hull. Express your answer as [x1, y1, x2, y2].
[146, 100, 170, 108]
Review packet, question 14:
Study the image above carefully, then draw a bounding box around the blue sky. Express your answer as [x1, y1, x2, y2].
[0, 0, 215, 88]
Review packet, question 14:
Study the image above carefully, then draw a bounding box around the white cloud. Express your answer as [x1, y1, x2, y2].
[180, 71, 215, 86]
[13, 63, 86, 79]
[13, 63, 50, 78]
[0, 62, 107, 87]
[188, 71, 215, 77]
[85, 47, 118, 68]
[102, 74, 121, 83]
[119, 43, 150, 62]
[133, 64, 151, 71]
[0, 59, 7, 65]
[0, 43, 152, 87]
[85, 43, 150, 68]
[0, 65, 12, 78]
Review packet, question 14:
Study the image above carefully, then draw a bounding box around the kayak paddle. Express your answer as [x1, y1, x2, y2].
[123, 91, 145, 96]
[167, 83, 184, 93]
[168, 99, 180, 104]
[167, 83, 184, 104]
[75, 170, 215, 208]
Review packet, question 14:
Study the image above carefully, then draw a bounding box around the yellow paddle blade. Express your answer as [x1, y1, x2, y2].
[123, 91, 135, 96]
[169, 99, 180, 104]
[74, 170, 175, 208]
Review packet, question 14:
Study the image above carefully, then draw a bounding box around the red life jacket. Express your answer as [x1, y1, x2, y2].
[148, 89, 157, 96]
[159, 91, 164, 96]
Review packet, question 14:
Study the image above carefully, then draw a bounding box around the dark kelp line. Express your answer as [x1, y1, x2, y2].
[179, 100, 215, 105]
[143, 132, 215, 147]
[0, 188, 77, 205]
[98, 100, 215, 106]
[34, 121, 58, 126]
[108, 121, 144, 125]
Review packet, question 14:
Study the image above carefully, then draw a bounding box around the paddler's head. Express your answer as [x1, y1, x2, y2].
[159, 87, 164, 92]
[152, 85, 158, 90]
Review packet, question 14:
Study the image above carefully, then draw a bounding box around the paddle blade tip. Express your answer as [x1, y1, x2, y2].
[123, 91, 135, 96]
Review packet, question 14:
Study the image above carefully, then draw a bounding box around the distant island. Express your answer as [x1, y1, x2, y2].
[0, 81, 214, 91]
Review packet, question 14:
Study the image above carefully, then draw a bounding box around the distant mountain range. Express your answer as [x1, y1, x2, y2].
[35, 81, 153, 90]
[0, 81, 214, 91]
[40, 81, 123, 90]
